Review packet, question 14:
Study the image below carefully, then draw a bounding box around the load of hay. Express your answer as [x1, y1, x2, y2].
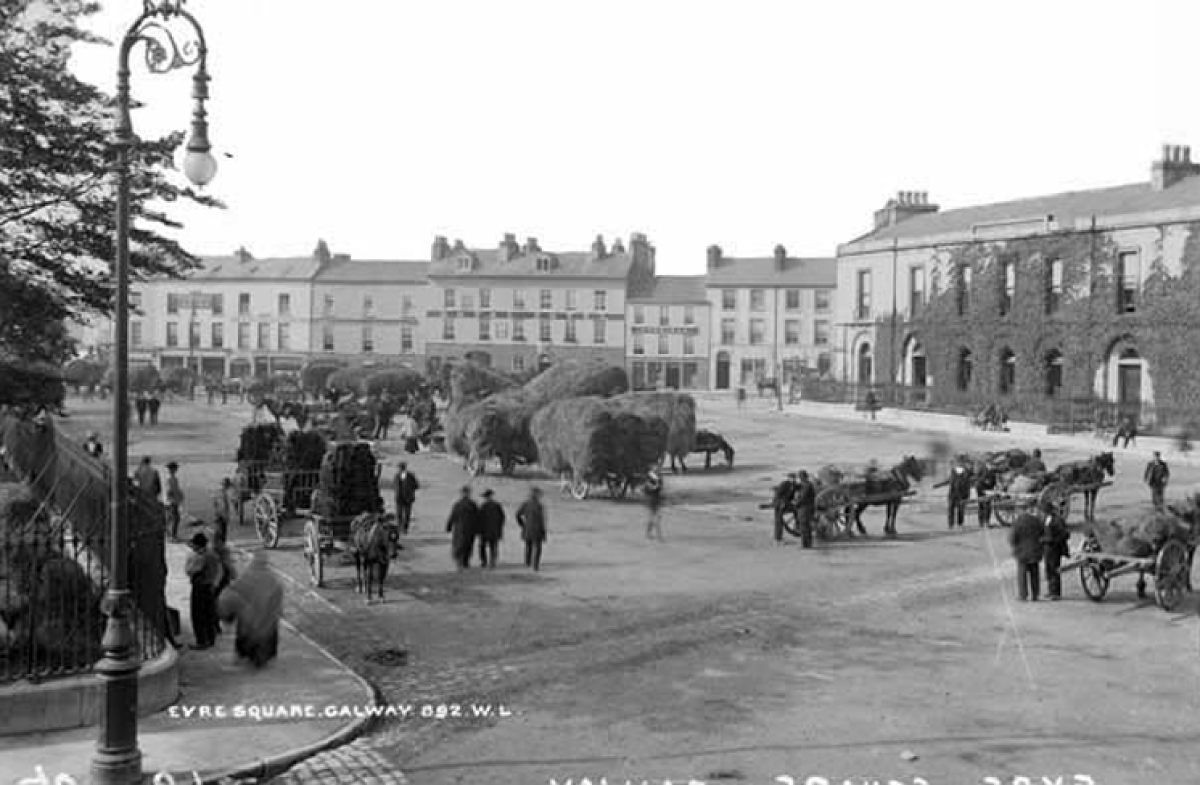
[1090, 514, 1196, 558]
[237, 423, 284, 464]
[326, 367, 372, 397]
[317, 442, 380, 518]
[523, 360, 628, 401]
[301, 360, 344, 394]
[610, 392, 696, 462]
[282, 430, 327, 509]
[531, 396, 667, 484]
[364, 367, 424, 399]
[449, 362, 518, 408]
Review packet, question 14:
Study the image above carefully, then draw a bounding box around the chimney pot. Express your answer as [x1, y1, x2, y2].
[1163, 144, 1172, 162]
[1186, 146, 1192, 163]
[774, 244, 787, 262]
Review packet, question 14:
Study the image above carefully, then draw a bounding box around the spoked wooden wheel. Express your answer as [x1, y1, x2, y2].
[304, 519, 324, 588]
[253, 493, 280, 548]
[781, 508, 802, 537]
[569, 477, 591, 500]
[992, 502, 1016, 527]
[606, 475, 630, 499]
[1079, 534, 1109, 602]
[1040, 484, 1071, 521]
[1154, 539, 1189, 611]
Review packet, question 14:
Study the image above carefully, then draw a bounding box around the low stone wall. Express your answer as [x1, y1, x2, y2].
[0, 643, 179, 735]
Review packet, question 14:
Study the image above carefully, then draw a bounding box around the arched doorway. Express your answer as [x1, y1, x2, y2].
[1044, 350, 1064, 398]
[903, 336, 927, 388]
[1116, 348, 1142, 413]
[957, 348, 972, 392]
[857, 342, 873, 386]
[715, 351, 731, 390]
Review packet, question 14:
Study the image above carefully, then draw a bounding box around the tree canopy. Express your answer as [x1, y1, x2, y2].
[0, 0, 222, 410]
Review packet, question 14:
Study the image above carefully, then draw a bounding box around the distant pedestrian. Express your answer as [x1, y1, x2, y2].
[736, 387, 746, 410]
[446, 485, 479, 570]
[185, 532, 220, 649]
[1113, 416, 1137, 449]
[644, 471, 664, 541]
[772, 472, 797, 545]
[1144, 451, 1170, 511]
[135, 394, 148, 426]
[83, 431, 103, 459]
[478, 489, 506, 568]
[134, 456, 162, 501]
[1025, 449, 1046, 475]
[148, 393, 161, 425]
[166, 461, 185, 541]
[794, 470, 816, 548]
[864, 390, 878, 421]
[516, 486, 547, 571]
[221, 384, 228, 405]
[393, 462, 419, 534]
[213, 477, 237, 531]
[218, 550, 283, 668]
[975, 468, 996, 528]
[1041, 508, 1070, 601]
[1009, 512, 1046, 602]
[207, 383, 216, 405]
[947, 464, 970, 529]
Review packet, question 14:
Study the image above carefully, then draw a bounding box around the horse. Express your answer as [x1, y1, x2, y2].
[818, 455, 924, 538]
[681, 429, 735, 471]
[1047, 452, 1114, 522]
[349, 512, 400, 603]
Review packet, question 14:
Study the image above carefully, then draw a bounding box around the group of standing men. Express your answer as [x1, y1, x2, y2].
[134, 391, 163, 426]
[446, 485, 548, 571]
[772, 470, 817, 548]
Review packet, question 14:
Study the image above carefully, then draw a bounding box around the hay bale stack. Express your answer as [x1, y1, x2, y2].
[450, 362, 518, 408]
[531, 397, 667, 483]
[610, 392, 696, 461]
[450, 391, 540, 468]
[326, 367, 372, 396]
[1090, 514, 1192, 557]
[317, 442, 380, 518]
[364, 367, 423, 398]
[237, 423, 284, 464]
[523, 361, 629, 401]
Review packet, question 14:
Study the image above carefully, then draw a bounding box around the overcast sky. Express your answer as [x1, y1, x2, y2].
[69, 0, 1198, 274]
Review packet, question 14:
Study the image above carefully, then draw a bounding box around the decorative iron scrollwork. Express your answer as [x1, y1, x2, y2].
[137, 17, 202, 74]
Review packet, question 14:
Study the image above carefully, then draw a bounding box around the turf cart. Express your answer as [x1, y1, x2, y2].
[232, 423, 326, 548]
[1058, 521, 1197, 612]
[304, 440, 384, 588]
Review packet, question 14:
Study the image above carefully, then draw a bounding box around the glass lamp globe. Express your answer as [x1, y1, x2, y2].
[183, 148, 218, 187]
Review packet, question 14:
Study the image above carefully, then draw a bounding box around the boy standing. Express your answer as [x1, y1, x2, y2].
[1009, 512, 1046, 601]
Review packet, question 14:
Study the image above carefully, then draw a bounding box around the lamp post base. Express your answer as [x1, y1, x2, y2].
[89, 749, 143, 785]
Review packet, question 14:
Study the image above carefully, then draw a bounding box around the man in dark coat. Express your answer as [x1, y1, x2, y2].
[1024, 449, 1046, 475]
[772, 473, 797, 545]
[393, 462, 419, 535]
[184, 533, 221, 649]
[135, 393, 148, 426]
[974, 467, 996, 528]
[148, 393, 161, 425]
[478, 489, 505, 568]
[947, 464, 971, 529]
[446, 485, 479, 570]
[516, 486, 547, 571]
[1041, 508, 1070, 601]
[793, 470, 816, 548]
[1144, 451, 1170, 511]
[1009, 512, 1046, 601]
[644, 471, 664, 541]
[218, 550, 283, 667]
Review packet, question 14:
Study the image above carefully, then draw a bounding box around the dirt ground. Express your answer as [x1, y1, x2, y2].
[57, 393, 1200, 785]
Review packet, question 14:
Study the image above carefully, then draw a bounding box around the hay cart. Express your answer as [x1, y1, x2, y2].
[759, 486, 916, 540]
[1057, 533, 1195, 612]
[233, 460, 320, 549]
[969, 480, 1110, 526]
[303, 441, 383, 588]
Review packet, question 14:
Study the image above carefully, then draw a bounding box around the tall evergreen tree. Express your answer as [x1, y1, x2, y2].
[0, 0, 221, 410]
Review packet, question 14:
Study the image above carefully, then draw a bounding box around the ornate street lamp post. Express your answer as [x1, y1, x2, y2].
[93, 2, 215, 783]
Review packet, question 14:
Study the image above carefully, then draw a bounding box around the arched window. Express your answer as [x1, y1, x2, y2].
[857, 342, 873, 385]
[1044, 350, 1063, 397]
[957, 348, 972, 392]
[999, 348, 1016, 395]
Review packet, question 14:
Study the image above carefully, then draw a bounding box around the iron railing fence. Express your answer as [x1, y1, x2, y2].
[0, 414, 167, 684]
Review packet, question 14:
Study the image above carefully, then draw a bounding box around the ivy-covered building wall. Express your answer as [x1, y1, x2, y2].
[834, 208, 1200, 426]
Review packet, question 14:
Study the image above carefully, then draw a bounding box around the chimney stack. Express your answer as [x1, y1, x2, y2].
[630, 233, 653, 266]
[1152, 143, 1200, 190]
[313, 239, 331, 264]
[611, 237, 625, 255]
[235, 246, 253, 263]
[453, 239, 466, 252]
[707, 245, 723, 270]
[591, 234, 607, 260]
[873, 191, 939, 230]
[499, 233, 519, 262]
[431, 236, 450, 261]
[523, 237, 540, 255]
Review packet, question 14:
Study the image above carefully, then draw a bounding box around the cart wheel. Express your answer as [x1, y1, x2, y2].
[1154, 539, 1189, 611]
[304, 519, 324, 588]
[606, 476, 629, 499]
[570, 477, 590, 500]
[253, 494, 280, 549]
[993, 503, 1015, 527]
[500, 457, 516, 476]
[1040, 484, 1071, 521]
[781, 508, 802, 537]
[1080, 562, 1110, 602]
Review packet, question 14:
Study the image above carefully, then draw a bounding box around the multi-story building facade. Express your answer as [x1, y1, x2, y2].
[424, 233, 656, 375]
[705, 245, 836, 390]
[626, 276, 710, 390]
[311, 258, 428, 367]
[833, 144, 1200, 422]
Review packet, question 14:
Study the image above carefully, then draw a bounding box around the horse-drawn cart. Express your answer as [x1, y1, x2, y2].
[1058, 532, 1194, 612]
[971, 480, 1111, 526]
[235, 463, 321, 549]
[303, 441, 383, 588]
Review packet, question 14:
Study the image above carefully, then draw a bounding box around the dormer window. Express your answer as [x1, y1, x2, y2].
[458, 256, 472, 272]
[536, 256, 553, 272]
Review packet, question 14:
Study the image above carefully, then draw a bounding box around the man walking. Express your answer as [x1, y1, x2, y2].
[148, 392, 161, 425]
[478, 489, 505, 568]
[135, 393, 148, 426]
[446, 486, 479, 570]
[794, 470, 816, 548]
[184, 532, 221, 649]
[644, 471, 664, 541]
[135, 456, 162, 501]
[517, 486, 547, 571]
[1144, 451, 1170, 511]
[975, 467, 996, 528]
[1009, 511, 1046, 601]
[947, 463, 971, 529]
[772, 472, 797, 545]
[218, 551, 283, 668]
[166, 461, 185, 541]
[1041, 506, 1070, 601]
[393, 462, 419, 534]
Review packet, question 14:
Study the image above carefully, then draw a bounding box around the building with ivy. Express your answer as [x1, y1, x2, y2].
[833, 144, 1200, 427]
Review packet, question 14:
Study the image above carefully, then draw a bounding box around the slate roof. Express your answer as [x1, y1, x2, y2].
[704, 257, 837, 288]
[189, 256, 323, 281]
[428, 248, 633, 279]
[857, 175, 1200, 244]
[315, 260, 428, 283]
[629, 276, 708, 304]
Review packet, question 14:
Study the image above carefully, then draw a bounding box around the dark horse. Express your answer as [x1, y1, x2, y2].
[829, 455, 925, 539]
[350, 512, 399, 603]
[673, 429, 735, 471]
[1047, 451, 1114, 522]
